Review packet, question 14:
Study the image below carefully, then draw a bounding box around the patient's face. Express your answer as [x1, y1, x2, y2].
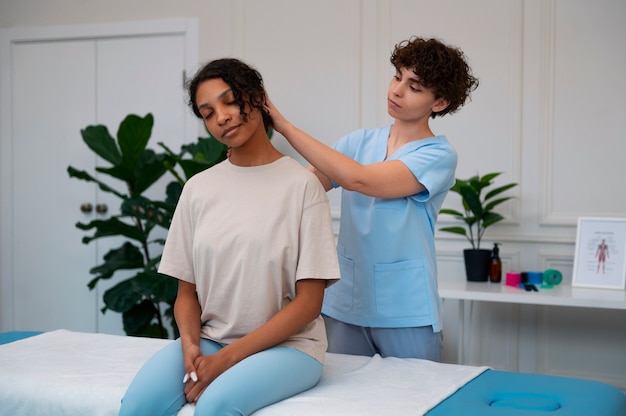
[195, 78, 263, 149]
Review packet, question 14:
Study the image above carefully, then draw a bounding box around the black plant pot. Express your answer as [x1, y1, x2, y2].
[463, 249, 492, 282]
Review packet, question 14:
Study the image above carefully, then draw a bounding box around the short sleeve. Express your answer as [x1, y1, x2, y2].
[398, 139, 457, 202]
[295, 175, 340, 287]
[158, 183, 195, 283]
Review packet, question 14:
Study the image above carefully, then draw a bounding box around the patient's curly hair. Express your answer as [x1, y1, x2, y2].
[390, 37, 479, 118]
[187, 58, 273, 131]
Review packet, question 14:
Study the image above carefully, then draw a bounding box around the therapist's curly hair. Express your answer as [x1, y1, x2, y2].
[391, 36, 479, 118]
[187, 58, 273, 132]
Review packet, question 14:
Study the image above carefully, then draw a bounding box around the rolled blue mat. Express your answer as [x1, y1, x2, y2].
[527, 271, 543, 284]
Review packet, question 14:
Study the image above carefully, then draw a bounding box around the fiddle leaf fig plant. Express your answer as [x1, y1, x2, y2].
[68, 113, 227, 339]
[439, 172, 518, 250]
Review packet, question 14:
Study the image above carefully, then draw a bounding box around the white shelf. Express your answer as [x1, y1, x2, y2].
[439, 279, 626, 365]
[438, 279, 626, 310]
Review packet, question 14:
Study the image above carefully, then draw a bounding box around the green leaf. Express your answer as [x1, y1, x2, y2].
[103, 277, 144, 313]
[484, 196, 513, 212]
[438, 226, 468, 236]
[81, 125, 122, 165]
[131, 322, 166, 338]
[67, 166, 126, 199]
[131, 149, 172, 196]
[103, 272, 176, 338]
[104, 272, 177, 310]
[482, 212, 505, 228]
[479, 172, 501, 185]
[121, 300, 162, 337]
[95, 164, 134, 183]
[449, 178, 468, 193]
[134, 272, 177, 302]
[87, 242, 145, 288]
[193, 137, 229, 164]
[178, 159, 213, 180]
[76, 217, 147, 244]
[459, 185, 483, 217]
[467, 175, 482, 191]
[463, 216, 478, 227]
[150, 273, 178, 304]
[165, 181, 183, 207]
[163, 137, 228, 181]
[145, 255, 162, 272]
[485, 183, 518, 201]
[439, 208, 465, 218]
[117, 113, 154, 170]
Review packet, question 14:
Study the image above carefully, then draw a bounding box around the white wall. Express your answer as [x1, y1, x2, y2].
[1, 0, 625, 390]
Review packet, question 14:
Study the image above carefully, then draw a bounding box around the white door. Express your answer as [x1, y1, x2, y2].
[0, 20, 198, 334]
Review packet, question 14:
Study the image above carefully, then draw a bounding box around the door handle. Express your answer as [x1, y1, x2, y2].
[80, 203, 93, 213]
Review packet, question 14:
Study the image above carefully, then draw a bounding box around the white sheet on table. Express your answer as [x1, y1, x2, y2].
[0, 329, 488, 416]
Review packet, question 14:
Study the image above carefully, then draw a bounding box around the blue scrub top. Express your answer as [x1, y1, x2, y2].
[322, 125, 457, 331]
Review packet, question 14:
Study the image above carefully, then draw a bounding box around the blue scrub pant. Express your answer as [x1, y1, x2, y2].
[326, 317, 443, 361]
[119, 338, 322, 416]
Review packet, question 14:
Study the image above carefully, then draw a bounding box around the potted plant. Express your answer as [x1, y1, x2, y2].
[439, 172, 518, 281]
[68, 113, 227, 338]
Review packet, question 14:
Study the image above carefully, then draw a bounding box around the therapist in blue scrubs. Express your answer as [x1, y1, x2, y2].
[268, 36, 479, 361]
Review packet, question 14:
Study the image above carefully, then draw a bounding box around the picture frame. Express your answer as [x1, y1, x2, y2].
[572, 217, 626, 290]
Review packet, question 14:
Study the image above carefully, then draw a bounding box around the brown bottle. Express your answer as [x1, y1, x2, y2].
[489, 243, 502, 283]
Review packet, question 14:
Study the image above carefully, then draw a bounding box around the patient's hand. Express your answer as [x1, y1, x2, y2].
[181, 344, 202, 387]
[184, 353, 231, 403]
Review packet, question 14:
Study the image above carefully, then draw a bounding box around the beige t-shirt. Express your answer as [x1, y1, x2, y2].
[159, 157, 340, 363]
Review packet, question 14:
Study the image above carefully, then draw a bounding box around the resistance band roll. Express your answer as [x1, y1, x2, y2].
[526, 272, 543, 285]
[543, 269, 563, 286]
[506, 272, 521, 287]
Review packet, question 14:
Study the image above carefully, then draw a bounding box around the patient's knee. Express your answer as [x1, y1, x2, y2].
[194, 393, 246, 416]
[119, 394, 184, 416]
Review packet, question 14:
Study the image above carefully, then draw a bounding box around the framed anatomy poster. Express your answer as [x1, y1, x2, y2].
[572, 217, 626, 289]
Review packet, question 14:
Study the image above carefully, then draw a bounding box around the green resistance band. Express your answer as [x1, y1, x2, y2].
[541, 269, 563, 289]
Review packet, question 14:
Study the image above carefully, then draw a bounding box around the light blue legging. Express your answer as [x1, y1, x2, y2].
[119, 338, 322, 416]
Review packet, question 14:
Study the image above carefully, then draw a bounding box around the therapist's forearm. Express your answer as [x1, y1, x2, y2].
[279, 122, 365, 191]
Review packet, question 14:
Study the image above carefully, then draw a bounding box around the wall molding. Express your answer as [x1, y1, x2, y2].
[436, 232, 577, 245]
[508, 0, 525, 226]
[538, 0, 574, 226]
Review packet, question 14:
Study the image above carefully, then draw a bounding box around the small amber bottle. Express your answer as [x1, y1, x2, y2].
[489, 243, 502, 283]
